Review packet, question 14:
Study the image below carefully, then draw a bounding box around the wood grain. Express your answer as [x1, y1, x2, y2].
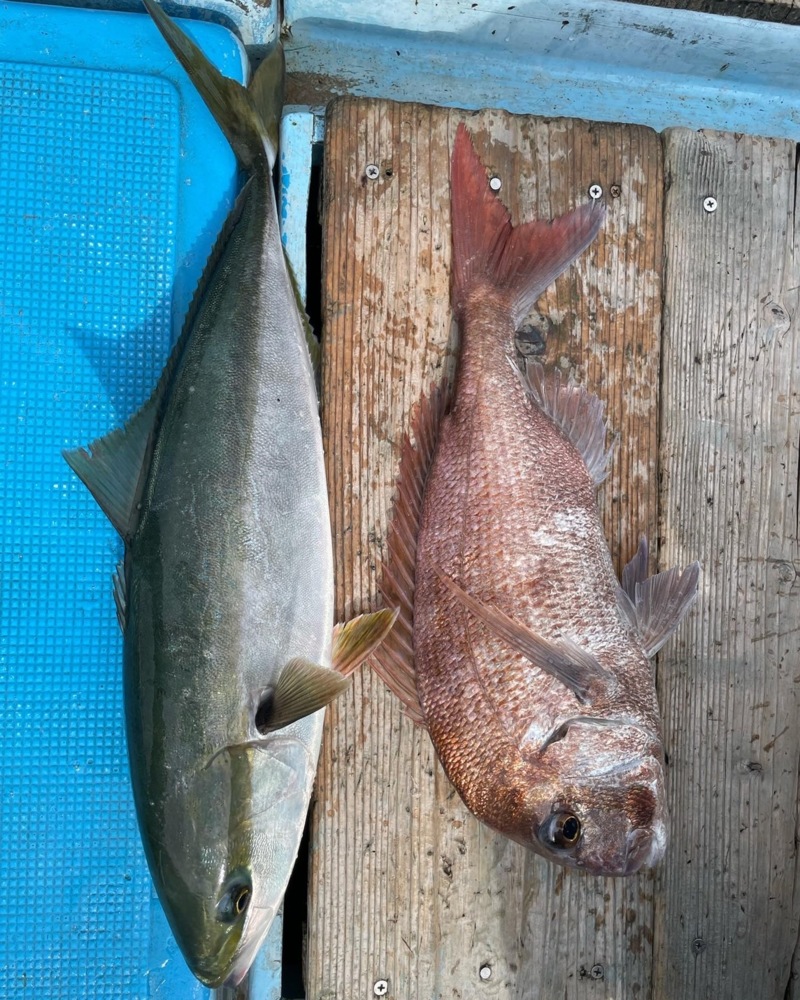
[311, 97, 664, 1000]
[655, 129, 800, 999]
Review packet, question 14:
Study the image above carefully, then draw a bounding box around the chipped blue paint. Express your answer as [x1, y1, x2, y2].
[280, 109, 318, 305]
[284, 0, 800, 141]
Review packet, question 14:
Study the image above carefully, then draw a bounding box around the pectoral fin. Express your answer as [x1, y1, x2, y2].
[332, 608, 399, 677]
[260, 657, 351, 732]
[435, 569, 611, 704]
[620, 537, 701, 657]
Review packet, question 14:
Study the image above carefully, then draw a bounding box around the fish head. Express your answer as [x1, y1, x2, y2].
[527, 717, 668, 876]
[149, 730, 319, 987]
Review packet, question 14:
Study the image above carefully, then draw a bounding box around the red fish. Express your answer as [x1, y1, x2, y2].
[374, 123, 699, 877]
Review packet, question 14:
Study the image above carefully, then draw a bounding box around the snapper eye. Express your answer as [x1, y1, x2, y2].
[540, 811, 582, 850]
[216, 879, 252, 923]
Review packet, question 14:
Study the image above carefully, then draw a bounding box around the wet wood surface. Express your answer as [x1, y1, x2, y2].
[312, 97, 665, 1000]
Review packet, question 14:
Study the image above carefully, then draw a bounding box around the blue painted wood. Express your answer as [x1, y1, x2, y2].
[280, 110, 317, 306]
[284, 0, 800, 140]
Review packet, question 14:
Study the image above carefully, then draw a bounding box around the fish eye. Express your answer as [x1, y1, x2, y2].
[540, 811, 582, 850]
[216, 879, 252, 923]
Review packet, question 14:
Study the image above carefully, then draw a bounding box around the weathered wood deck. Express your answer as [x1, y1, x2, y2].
[309, 97, 800, 999]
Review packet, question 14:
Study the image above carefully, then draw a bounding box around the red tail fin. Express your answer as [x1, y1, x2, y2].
[450, 122, 604, 325]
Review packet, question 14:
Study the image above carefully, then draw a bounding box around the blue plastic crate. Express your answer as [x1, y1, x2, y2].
[0, 4, 250, 996]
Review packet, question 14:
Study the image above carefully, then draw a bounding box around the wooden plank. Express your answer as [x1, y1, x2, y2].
[312, 96, 664, 999]
[655, 129, 800, 998]
[628, 0, 800, 20]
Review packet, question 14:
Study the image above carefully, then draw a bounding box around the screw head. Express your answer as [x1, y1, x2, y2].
[703, 196, 717, 213]
[588, 183, 603, 200]
[489, 176, 502, 191]
[479, 964, 492, 980]
[609, 183, 622, 198]
[373, 980, 388, 996]
[692, 937, 707, 954]
[590, 964, 604, 980]
[365, 164, 380, 180]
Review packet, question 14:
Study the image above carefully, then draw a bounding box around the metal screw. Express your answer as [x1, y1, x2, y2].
[373, 980, 388, 996]
[703, 196, 717, 213]
[609, 183, 621, 198]
[692, 937, 707, 955]
[365, 164, 380, 180]
[489, 176, 502, 191]
[590, 964, 604, 980]
[589, 183, 603, 200]
[479, 964, 492, 980]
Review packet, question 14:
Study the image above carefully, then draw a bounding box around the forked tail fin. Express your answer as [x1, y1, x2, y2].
[450, 122, 604, 326]
[143, 0, 282, 172]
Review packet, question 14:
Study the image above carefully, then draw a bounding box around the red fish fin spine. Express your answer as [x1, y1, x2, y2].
[372, 383, 448, 727]
[450, 123, 605, 327]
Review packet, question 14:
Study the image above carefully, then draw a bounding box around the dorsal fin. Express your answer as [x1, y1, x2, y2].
[372, 382, 449, 727]
[620, 537, 701, 657]
[521, 360, 615, 487]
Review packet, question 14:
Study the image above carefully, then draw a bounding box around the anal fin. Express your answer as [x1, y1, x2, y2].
[112, 558, 127, 632]
[521, 360, 614, 487]
[63, 391, 160, 540]
[372, 382, 449, 728]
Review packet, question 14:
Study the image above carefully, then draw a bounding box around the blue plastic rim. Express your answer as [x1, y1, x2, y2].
[0, 4, 245, 996]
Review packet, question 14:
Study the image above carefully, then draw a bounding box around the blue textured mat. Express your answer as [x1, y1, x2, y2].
[0, 4, 245, 996]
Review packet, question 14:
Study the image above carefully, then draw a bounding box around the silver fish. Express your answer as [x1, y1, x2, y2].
[65, 2, 394, 986]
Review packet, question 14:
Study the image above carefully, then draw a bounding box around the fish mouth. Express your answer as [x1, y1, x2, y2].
[219, 901, 278, 990]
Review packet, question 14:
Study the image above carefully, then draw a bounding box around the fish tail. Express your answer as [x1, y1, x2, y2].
[450, 122, 604, 326]
[143, 0, 283, 171]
